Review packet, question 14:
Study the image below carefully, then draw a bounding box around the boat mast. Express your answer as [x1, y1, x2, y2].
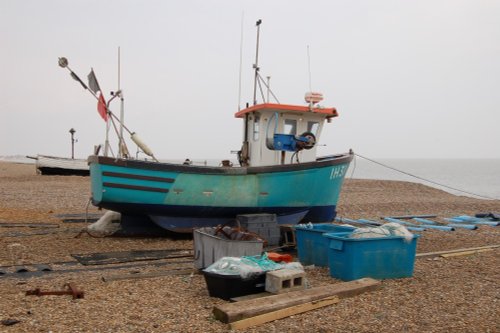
[117, 46, 126, 158]
[238, 12, 244, 111]
[240, 19, 262, 167]
[252, 19, 262, 106]
[104, 116, 110, 156]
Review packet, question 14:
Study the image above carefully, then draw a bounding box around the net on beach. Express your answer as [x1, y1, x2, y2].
[204, 253, 303, 278]
[350, 222, 414, 242]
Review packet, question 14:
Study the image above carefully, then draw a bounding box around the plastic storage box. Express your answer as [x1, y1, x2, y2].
[295, 223, 355, 266]
[324, 232, 420, 281]
[193, 227, 263, 269]
[202, 271, 266, 300]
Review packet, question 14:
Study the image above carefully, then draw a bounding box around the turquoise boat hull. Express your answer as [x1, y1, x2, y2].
[88, 153, 353, 233]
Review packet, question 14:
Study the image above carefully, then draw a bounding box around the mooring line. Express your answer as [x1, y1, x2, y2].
[352, 153, 499, 201]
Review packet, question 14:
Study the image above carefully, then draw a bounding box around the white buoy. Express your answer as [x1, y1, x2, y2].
[130, 132, 154, 158]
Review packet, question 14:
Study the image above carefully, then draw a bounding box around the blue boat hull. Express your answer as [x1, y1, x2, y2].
[88, 153, 353, 233]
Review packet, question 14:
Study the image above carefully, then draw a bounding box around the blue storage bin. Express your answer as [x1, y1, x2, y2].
[294, 224, 355, 266]
[324, 232, 420, 281]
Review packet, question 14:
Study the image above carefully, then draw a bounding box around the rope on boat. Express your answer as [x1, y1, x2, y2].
[350, 153, 499, 201]
[257, 73, 280, 103]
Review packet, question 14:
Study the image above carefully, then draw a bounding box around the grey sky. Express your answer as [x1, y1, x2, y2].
[1, 0, 499, 160]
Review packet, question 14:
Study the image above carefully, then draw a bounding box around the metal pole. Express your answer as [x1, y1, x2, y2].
[104, 93, 119, 157]
[266, 76, 270, 103]
[104, 119, 110, 157]
[252, 19, 262, 106]
[69, 128, 75, 159]
[238, 12, 244, 111]
[118, 47, 125, 158]
[307, 45, 313, 109]
[119, 91, 125, 157]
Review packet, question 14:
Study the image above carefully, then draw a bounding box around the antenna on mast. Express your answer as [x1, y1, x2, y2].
[238, 12, 244, 111]
[304, 45, 324, 109]
[117, 46, 127, 158]
[307, 45, 312, 93]
[118, 46, 121, 91]
[252, 19, 262, 106]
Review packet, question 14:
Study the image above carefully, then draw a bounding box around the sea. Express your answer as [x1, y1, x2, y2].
[2, 155, 499, 200]
[347, 157, 500, 200]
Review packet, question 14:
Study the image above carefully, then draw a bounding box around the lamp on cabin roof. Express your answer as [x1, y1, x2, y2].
[69, 128, 76, 159]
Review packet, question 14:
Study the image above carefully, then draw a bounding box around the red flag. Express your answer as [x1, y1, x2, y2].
[97, 93, 108, 121]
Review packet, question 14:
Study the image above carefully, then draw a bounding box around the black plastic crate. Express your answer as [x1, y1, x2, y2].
[202, 271, 266, 300]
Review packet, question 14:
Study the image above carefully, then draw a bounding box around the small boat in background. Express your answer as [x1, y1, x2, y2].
[28, 128, 89, 176]
[30, 154, 89, 176]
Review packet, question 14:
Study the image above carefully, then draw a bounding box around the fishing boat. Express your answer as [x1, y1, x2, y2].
[29, 154, 89, 176]
[28, 128, 89, 176]
[59, 21, 353, 233]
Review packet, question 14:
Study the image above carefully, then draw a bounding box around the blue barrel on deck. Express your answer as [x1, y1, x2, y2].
[324, 232, 420, 281]
[294, 223, 355, 267]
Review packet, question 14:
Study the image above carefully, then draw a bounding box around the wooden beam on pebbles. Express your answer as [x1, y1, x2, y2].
[440, 248, 494, 258]
[0, 222, 59, 228]
[230, 292, 273, 302]
[416, 245, 499, 259]
[213, 277, 380, 324]
[230, 296, 340, 330]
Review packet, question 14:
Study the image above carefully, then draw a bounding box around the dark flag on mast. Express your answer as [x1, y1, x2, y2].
[87, 69, 101, 94]
[87, 69, 108, 121]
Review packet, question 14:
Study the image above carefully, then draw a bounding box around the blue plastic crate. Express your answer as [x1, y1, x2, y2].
[324, 232, 420, 281]
[294, 224, 355, 267]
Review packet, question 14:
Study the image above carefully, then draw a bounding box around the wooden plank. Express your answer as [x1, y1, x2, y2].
[230, 296, 339, 330]
[416, 245, 499, 259]
[213, 277, 380, 323]
[2, 230, 58, 237]
[102, 268, 193, 282]
[0, 223, 59, 228]
[53, 213, 103, 219]
[72, 249, 192, 265]
[440, 248, 493, 258]
[61, 218, 99, 223]
[230, 292, 273, 302]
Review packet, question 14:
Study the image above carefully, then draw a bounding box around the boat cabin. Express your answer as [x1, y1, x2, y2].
[235, 100, 338, 167]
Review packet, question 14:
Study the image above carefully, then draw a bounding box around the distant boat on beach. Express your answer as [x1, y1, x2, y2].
[28, 154, 89, 176]
[26, 128, 89, 176]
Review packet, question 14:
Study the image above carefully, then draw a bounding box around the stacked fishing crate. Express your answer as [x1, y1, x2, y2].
[237, 214, 281, 246]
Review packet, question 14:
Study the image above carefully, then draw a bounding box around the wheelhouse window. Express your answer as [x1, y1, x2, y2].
[284, 119, 297, 135]
[307, 121, 319, 135]
[253, 114, 260, 140]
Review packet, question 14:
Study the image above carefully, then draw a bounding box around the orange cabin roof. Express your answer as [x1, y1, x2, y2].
[234, 103, 338, 119]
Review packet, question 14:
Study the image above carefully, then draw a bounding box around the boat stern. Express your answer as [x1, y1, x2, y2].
[88, 156, 104, 205]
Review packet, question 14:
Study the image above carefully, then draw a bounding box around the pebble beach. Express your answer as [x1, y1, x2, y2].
[0, 161, 498, 332]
